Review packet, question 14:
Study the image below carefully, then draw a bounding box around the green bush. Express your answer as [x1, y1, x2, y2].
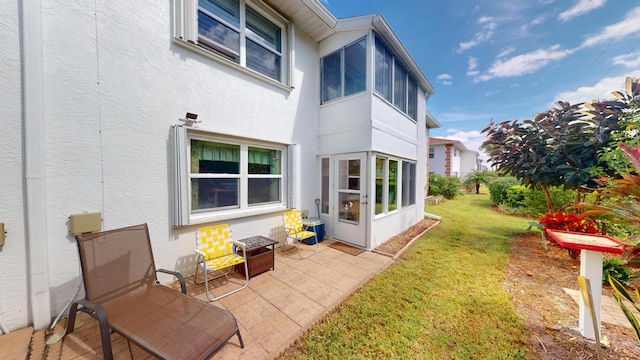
[603, 259, 634, 286]
[429, 173, 461, 198]
[441, 176, 462, 198]
[505, 185, 531, 207]
[522, 186, 576, 215]
[488, 177, 520, 205]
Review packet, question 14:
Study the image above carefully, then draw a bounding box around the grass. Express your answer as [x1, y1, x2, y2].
[287, 193, 534, 359]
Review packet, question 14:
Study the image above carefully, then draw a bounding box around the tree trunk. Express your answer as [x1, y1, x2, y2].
[541, 182, 555, 213]
[574, 187, 582, 210]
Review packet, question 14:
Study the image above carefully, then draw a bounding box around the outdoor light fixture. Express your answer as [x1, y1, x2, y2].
[179, 112, 201, 127]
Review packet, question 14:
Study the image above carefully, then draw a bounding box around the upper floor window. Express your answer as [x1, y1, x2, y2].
[173, 0, 289, 85]
[321, 37, 367, 104]
[429, 147, 434, 159]
[197, 0, 282, 81]
[375, 36, 418, 120]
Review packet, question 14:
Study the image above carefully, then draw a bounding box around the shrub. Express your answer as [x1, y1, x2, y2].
[523, 186, 576, 215]
[487, 177, 520, 205]
[538, 211, 600, 234]
[428, 173, 444, 196]
[428, 173, 461, 198]
[603, 259, 634, 286]
[505, 185, 531, 207]
[441, 176, 462, 198]
[538, 211, 600, 259]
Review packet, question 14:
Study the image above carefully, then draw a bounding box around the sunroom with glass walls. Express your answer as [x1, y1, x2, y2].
[375, 36, 418, 121]
[321, 36, 367, 104]
[375, 156, 417, 217]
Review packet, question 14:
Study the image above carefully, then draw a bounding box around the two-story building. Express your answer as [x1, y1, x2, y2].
[0, 0, 436, 331]
[428, 138, 480, 179]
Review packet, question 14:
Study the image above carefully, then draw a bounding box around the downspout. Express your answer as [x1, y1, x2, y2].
[21, 0, 52, 329]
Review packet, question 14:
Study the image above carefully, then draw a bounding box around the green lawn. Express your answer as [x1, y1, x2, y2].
[287, 193, 534, 359]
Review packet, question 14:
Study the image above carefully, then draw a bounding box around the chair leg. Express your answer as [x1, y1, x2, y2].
[297, 233, 319, 259]
[203, 263, 250, 302]
[236, 330, 245, 348]
[281, 235, 319, 259]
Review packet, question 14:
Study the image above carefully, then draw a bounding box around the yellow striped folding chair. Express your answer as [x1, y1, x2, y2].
[282, 209, 319, 259]
[194, 224, 249, 301]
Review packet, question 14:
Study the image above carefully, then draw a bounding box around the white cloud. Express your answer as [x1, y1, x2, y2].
[531, 16, 546, 26]
[497, 47, 516, 58]
[553, 74, 634, 105]
[580, 5, 640, 48]
[467, 57, 480, 76]
[558, 0, 606, 22]
[436, 74, 453, 86]
[473, 45, 573, 82]
[457, 19, 497, 53]
[613, 52, 640, 68]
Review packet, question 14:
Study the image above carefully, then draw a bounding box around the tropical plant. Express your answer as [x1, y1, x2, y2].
[579, 143, 640, 230]
[463, 170, 495, 194]
[482, 77, 640, 213]
[538, 211, 600, 234]
[599, 78, 640, 177]
[603, 258, 635, 286]
[608, 274, 640, 343]
[538, 211, 600, 259]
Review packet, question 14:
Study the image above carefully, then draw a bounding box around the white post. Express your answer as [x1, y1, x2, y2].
[579, 250, 603, 340]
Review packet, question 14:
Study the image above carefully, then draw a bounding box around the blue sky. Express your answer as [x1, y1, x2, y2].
[321, 0, 640, 163]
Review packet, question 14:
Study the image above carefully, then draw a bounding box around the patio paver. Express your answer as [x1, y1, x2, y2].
[12, 240, 393, 360]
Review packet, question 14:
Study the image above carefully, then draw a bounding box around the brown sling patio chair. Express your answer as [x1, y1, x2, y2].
[65, 223, 244, 360]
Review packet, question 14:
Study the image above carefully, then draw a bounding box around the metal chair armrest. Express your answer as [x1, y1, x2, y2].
[233, 241, 247, 259]
[194, 248, 205, 256]
[284, 226, 299, 237]
[156, 269, 187, 294]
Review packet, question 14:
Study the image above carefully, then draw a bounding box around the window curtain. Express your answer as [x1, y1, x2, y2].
[249, 147, 280, 173]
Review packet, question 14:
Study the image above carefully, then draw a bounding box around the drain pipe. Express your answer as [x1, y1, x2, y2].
[22, 0, 52, 330]
[424, 212, 442, 221]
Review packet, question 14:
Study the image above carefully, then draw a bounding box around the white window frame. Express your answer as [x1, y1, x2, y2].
[375, 155, 416, 218]
[320, 36, 368, 104]
[172, 0, 293, 88]
[171, 126, 288, 226]
[401, 161, 416, 207]
[374, 34, 418, 121]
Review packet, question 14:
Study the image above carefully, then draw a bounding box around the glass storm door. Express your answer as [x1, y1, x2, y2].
[333, 153, 367, 247]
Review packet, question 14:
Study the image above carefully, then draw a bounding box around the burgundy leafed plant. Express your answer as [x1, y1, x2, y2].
[538, 211, 600, 259]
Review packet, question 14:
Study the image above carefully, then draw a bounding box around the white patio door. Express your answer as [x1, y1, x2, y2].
[333, 153, 367, 247]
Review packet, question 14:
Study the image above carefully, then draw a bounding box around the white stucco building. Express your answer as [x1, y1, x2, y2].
[0, 0, 437, 331]
[428, 138, 480, 179]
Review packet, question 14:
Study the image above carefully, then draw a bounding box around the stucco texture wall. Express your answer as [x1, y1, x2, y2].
[3, 0, 321, 330]
[0, 0, 29, 330]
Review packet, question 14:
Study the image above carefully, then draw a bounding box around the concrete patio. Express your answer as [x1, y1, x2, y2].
[2, 240, 394, 360]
